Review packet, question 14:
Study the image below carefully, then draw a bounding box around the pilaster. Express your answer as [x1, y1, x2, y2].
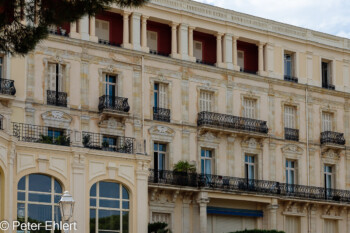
[216, 33, 224, 67]
[197, 192, 209, 233]
[89, 16, 98, 42]
[232, 36, 240, 71]
[258, 42, 266, 76]
[265, 43, 275, 77]
[262, 138, 270, 180]
[122, 11, 131, 49]
[130, 12, 142, 51]
[72, 154, 86, 233]
[170, 23, 179, 58]
[188, 26, 196, 62]
[141, 15, 149, 52]
[79, 15, 90, 41]
[267, 199, 278, 230]
[223, 34, 233, 69]
[137, 161, 150, 233]
[178, 24, 189, 60]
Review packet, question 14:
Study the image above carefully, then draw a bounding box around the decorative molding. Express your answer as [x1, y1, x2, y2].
[41, 110, 72, 129]
[281, 144, 304, 155]
[49, 157, 67, 177]
[118, 164, 134, 184]
[17, 154, 36, 173]
[149, 125, 175, 142]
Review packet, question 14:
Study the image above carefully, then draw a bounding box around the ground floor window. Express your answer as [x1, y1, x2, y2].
[90, 181, 130, 233]
[285, 216, 300, 233]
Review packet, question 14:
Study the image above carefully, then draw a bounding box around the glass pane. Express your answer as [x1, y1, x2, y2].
[205, 160, 211, 175]
[90, 198, 96, 207]
[326, 175, 332, 189]
[29, 193, 51, 203]
[158, 154, 165, 170]
[99, 199, 120, 209]
[54, 205, 62, 223]
[18, 176, 26, 190]
[248, 165, 255, 179]
[17, 192, 25, 201]
[201, 149, 205, 157]
[159, 144, 166, 152]
[99, 182, 120, 199]
[54, 195, 61, 203]
[90, 183, 97, 197]
[201, 160, 204, 173]
[98, 210, 120, 231]
[122, 211, 129, 233]
[122, 187, 129, 200]
[154, 92, 158, 108]
[28, 204, 52, 224]
[122, 201, 129, 209]
[290, 171, 294, 184]
[54, 180, 62, 194]
[90, 209, 96, 233]
[17, 203, 25, 219]
[154, 143, 158, 151]
[109, 76, 116, 83]
[29, 174, 51, 192]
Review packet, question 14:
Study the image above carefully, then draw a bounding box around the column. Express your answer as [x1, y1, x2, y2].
[223, 33, 233, 69]
[178, 24, 189, 60]
[188, 26, 195, 62]
[227, 136, 235, 176]
[233, 36, 239, 71]
[89, 16, 98, 42]
[137, 162, 149, 233]
[69, 21, 79, 39]
[171, 23, 178, 58]
[130, 12, 141, 51]
[72, 155, 86, 232]
[265, 43, 275, 76]
[141, 15, 149, 52]
[258, 42, 265, 75]
[79, 15, 90, 41]
[343, 59, 350, 92]
[182, 196, 192, 233]
[123, 11, 131, 48]
[216, 33, 223, 67]
[197, 192, 209, 233]
[310, 205, 318, 233]
[262, 138, 269, 180]
[267, 199, 278, 230]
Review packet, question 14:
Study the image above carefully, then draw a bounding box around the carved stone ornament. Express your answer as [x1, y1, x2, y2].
[322, 149, 340, 160]
[242, 137, 261, 149]
[107, 65, 114, 73]
[41, 110, 72, 128]
[281, 144, 304, 155]
[200, 131, 217, 141]
[149, 125, 175, 137]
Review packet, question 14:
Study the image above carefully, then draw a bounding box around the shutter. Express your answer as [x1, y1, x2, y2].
[57, 64, 64, 92]
[243, 99, 256, 119]
[194, 40, 203, 61]
[322, 112, 332, 132]
[214, 215, 242, 233]
[238, 50, 244, 69]
[285, 106, 296, 128]
[207, 215, 213, 233]
[95, 19, 109, 41]
[147, 31, 158, 52]
[200, 91, 212, 112]
[48, 63, 57, 91]
[285, 216, 300, 233]
[159, 83, 168, 108]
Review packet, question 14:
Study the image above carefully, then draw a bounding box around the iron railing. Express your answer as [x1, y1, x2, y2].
[98, 39, 121, 47]
[153, 107, 171, 122]
[149, 50, 170, 57]
[47, 90, 67, 107]
[321, 131, 345, 145]
[48, 27, 69, 37]
[285, 128, 299, 141]
[197, 111, 268, 134]
[0, 78, 16, 96]
[284, 75, 298, 83]
[149, 169, 350, 203]
[240, 68, 257, 75]
[12, 123, 71, 146]
[82, 132, 134, 154]
[98, 95, 130, 113]
[322, 84, 335, 90]
[196, 59, 215, 66]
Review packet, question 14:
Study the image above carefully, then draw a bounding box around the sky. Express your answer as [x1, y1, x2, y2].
[193, 0, 350, 39]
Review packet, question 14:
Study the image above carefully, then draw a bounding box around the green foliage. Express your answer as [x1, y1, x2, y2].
[0, 0, 149, 55]
[229, 230, 285, 233]
[38, 134, 70, 146]
[173, 160, 196, 173]
[83, 134, 91, 147]
[148, 222, 171, 233]
[102, 140, 110, 148]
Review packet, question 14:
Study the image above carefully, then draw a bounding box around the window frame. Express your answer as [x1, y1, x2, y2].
[244, 154, 256, 180]
[324, 164, 334, 189]
[243, 98, 257, 119]
[284, 105, 297, 129]
[153, 142, 167, 171]
[199, 90, 213, 112]
[201, 148, 213, 175]
[285, 160, 297, 185]
[284, 52, 294, 77]
[322, 111, 334, 132]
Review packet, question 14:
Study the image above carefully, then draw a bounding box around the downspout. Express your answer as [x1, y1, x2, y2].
[141, 56, 145, 154]
[306, 86, 311, 233]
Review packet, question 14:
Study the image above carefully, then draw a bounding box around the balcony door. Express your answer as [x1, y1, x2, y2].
[154, 143, 166, 171]
[322, 112, 333, 132]
[95, 19, 110, 41]
[286, 160, 297, 192]
[154, 83, 167, 109]
[147, 30, 158, 52]
[194, 41, 203, 62]
[104, 74, 117, 107]
[48, 63, 64, 93]
[324, 165, 334, 197]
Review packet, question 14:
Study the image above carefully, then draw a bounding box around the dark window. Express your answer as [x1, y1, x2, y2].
[154, 143, 166, 171]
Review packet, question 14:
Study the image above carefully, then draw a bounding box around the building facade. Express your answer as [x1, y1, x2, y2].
[1, 0, 350, 233]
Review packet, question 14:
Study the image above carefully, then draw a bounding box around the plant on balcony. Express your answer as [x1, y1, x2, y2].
[173, 160, 196, 173]
[83, 134, 91, 147]
[173, 160, 196, 186]
[37, 134, 53, 144]
[102, 141, 110, 150]
[55, 135, 70, 146]
[229, 230, 285, 233]
[148, 222, 171, 233]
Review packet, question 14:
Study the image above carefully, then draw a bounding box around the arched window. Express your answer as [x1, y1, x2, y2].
[90, 181, 130, 233]
[17, 174, 62, 233]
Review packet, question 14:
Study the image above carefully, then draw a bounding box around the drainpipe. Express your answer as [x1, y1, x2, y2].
[306, 86, 311, 233]
[141, 56, 145, 154]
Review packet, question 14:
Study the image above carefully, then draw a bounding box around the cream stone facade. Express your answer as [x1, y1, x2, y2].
[2, 0, 350, 233]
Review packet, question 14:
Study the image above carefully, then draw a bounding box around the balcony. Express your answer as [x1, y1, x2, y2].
[82, 132, 134, 154]
[322, 84, 335, 90]
[153, 107, 170, 122]
[284, 75, 298, 83]
[0, 78, 16, 97]
[149, 50, 170, 57]
[12, 123, 71, 146]
[47, 90, 67, 107]
[197, 111, 268, 136]
[196, 59, 215, 66]
[321, 131, 345, 148]
[285, 128, 299, 141]
[149, 169, 350, 203]
[98, 95, 130, 119]
[240, 68, 257, 75]
[98, 39, 121, 48]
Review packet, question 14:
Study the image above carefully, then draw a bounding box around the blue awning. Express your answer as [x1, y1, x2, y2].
[207, 206, 263, 217]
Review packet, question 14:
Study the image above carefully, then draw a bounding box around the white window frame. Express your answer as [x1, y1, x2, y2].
[95, 19, 110, 41]
[201, 148, 213, 175]
[103, 74, 118, 97]
[199, 91, 213, 112]
[322, 112, 333, 132]
[324, 165, 334, 189]
[154, 142, 167, 170]
[243, 98, 257, 119]
[154, 82, 168, 109]
[286, 160, 297, 185]
[284, 105, 296, 129]
[245, 154, 256, 180]
[284, 52, 294, 77]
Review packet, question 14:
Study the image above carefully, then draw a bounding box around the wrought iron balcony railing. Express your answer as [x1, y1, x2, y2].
[47, 90, 67, 107]
[12, 123, 71, 146]
[196, 59, 215, 66]
[149, 50, 170, 57]
[284, 75, 298, 83]
[285, 128, 299, 141]
[153, 107, 171, 122]
[98, 39, 121, 47]
[321, 131, 345, 145]
[149, 169, 350, 203]
[0, 78, 16, 96]
[48, 27, 68, 37]
[322, 83, 335, 90]
[98, 95, 130, 113]
[82, 132, 134, 154]
[240, 68, 257, 75]
[197, 111, 268, 134]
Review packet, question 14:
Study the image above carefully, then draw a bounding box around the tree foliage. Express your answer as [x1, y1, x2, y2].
[0, 0, 148, 55]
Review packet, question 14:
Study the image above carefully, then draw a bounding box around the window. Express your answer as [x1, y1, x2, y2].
[199, 91, 213, 112]
[286, 160, 297, 186]
[90, 181, 129, 233]
[0, 56, 3, 79]
[154, 83, 168, 109]
[48, 127, 64, 140]
[104, 74, 117, 97]
[243, 98, 257, 119]
[324, 219, 337, 233]
[238, 50, 244, 69]
[147, 30, 158, 52]
[245, 155, 255, 180]
[322, 61, 333, 88]
[17, 174, 62, 233]
[324, 165, 334, 189]
[0, 115, 3, 130]
[194, 40, 203, 61]
[284, 53, 294, 77]
[48, 63, 65, 93]
[201, 149, 213, 175]
[285, 216, 300, 233]
[102, 135, 117, 151]
[322, 112, 333, 132]
[154, 143, 167, 171]
[284, 106, 296, 129]
[95, 19, 110, 41]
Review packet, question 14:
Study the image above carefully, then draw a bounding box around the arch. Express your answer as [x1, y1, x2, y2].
[16, 170, 66, 192]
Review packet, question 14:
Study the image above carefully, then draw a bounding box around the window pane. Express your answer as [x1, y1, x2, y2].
[29, 174, 51, 192]
[54, 180, 62, 194]
[99, 199, 120, 209]
[18, 177, 26, 190]
[98, 210, 120, 231]
[54, 195, 61, 203]
[90, 209, 96, 233]
[159, 144, 166, 152]
[122, 201, 129, 209]
[90, 198, 96, 207]
[29, 193, 51, 203]
[154, 143, 158, 151]
[205, 160, 211, 175]
[90, 183, 97, 197]
[99, 182, 120, 199]
[54, 206, 61, 223]
[122, 187, 129, 200]
[122, 211, 129, 233]
[17, 203, 25, 219]
[28, 204, 52, 224]
[17, 192, 25, 201]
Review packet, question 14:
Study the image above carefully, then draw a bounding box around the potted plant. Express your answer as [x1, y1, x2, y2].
[83, 134, 91, 148]
[173, 160, 196, 186]
[148, 222, 171, 233]
[102, 141, 109, 150]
